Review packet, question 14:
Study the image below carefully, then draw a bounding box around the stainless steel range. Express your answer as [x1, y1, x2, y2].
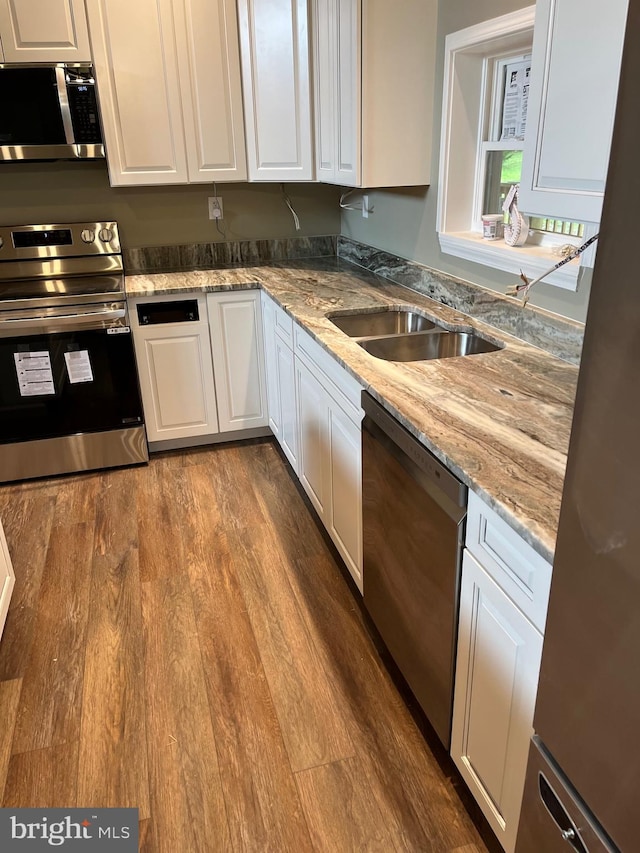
[0, 221, 148, 483]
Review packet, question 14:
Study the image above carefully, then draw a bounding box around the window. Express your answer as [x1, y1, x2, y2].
[437, 7, 594, 292]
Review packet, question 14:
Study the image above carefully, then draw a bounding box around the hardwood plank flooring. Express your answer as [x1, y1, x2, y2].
[3, 741, 80, 808]
[77, 468, 150, 817]
[141, 573, 231, 852]
[0, 439, 489, 852]
[0, 495, 56, 681]
[11, 521, 94, 754]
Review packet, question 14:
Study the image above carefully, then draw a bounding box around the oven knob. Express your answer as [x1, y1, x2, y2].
[99, 227, 114, 243]
[81, 229, 95, 243]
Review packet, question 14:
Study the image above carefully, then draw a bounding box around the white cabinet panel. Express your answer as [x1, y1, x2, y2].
[131, 295, 219, 443]
[238, 0, 313, 181]
[207, 291, 268, 432]
[0, 517, 15, 642]
[519, 0, 628, 222]
[86, 0, 246, 186]
[327, 401, 362, 591]
[176, 0, 247, 182]
[312, 0, 436, 188]
[452, 550, 543, 853]
[335, 0, 360, 186]
[313, 0, 335, 182]
[261, 291, 298, 470]
[296, 356, 329, 520]
[86, 0, 189, 185]
[275, 333, 298, 471]
[0, 0, 90, 61]
[261, 292, 281, 439]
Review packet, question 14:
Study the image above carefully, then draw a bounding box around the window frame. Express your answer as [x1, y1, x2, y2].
[436, 7, 597, 292]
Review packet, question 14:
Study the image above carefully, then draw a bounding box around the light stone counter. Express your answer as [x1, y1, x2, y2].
[127, 257, 579, 563]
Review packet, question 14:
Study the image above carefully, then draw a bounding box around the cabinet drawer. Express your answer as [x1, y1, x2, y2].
[466, 491, 552, 633]
[294, 324, 363, 423]
[274, 303, 294, 347]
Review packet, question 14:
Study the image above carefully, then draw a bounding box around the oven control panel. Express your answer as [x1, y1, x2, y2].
[0, 222, 120, 262]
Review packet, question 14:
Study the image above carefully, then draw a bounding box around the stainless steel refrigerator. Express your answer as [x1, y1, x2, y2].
[515, 3, 639, 852]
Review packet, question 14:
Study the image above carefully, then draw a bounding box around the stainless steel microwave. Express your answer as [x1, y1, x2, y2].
[0, 63, 104, 161]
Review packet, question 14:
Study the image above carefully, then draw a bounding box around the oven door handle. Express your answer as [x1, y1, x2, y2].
[0, 307, 128, 336]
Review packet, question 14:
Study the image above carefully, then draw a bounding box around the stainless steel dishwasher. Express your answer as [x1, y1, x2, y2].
[362, 392, 467, 749]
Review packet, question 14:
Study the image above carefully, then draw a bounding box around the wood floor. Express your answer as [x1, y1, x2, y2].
[0, 439, 488, 853]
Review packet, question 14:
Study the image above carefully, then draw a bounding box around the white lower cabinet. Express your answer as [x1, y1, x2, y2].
[131, 295, 219, 443]
[131, 289, 268, 446]
[294, 333, 363, 591]
[295, 356, 330, 520]
[261, 291, 363, 590]
[261, 292, 299, 471]
[207, 291, 268, 432]
[452, 494, 550, 853]
[326, 400, 362, 587]
[0, 517, 15, 642]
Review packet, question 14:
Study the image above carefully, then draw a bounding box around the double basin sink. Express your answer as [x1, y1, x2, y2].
[328, 307, 502, 362]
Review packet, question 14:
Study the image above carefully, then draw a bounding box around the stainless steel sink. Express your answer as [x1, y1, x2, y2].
[358, 331, 502, 362]
[329, 308, 437, 337]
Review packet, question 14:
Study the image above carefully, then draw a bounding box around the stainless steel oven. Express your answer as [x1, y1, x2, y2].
[0, 222, 147, 483]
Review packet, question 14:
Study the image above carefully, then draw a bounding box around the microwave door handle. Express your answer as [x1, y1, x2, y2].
[55, 66, 75, 145]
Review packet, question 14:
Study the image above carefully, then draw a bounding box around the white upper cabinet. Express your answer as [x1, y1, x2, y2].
[0, 0, 91, 62]
[237, 0, 313, 181]
[312, 0, 437, 188]
[86, 0, 246, 186]
[519, 0, 629, 223]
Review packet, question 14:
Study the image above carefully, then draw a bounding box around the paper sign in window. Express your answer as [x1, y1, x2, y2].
[14, 351, 55, 396]
[501, 60, 531, 141]
[64, 349, 94, 384]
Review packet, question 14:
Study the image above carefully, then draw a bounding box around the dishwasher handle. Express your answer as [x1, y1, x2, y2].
[362, 391, 467, 510]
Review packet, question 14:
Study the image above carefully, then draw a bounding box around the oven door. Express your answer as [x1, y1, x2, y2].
[0, 303, 144, 444]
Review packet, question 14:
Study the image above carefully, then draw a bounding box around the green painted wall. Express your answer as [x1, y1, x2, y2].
[340, 0, 593, 323]
[0, 160, 342, 250]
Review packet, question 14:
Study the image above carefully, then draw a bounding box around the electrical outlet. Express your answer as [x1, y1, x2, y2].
[208, 196, 223, 220]
[362, 194, 370, 219]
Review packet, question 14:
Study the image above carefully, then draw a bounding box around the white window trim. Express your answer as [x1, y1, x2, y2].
[437, 6, 587, 292]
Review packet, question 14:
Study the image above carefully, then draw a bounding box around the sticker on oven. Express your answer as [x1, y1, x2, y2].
[64, 349, 94, 384]
[14, 351, 55, 396]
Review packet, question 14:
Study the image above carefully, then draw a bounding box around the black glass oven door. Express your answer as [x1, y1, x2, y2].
[0, 326, 144, 444]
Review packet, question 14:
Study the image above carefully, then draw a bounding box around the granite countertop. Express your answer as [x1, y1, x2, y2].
[127, 257, 579, 563]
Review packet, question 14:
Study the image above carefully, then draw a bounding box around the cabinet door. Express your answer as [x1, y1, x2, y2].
[175, 0, 247, 182]
[133, 322, 219, 443]
[275, 332, 298, 472]
[261, 293, 281, 439]
[295, 357, 329, 520]
[312, 0, 360, 186]
[208, 291, 268, 432]
[237, 0, 313, 181]
[334, 0, 360, 187]
[327, 399, 362, 590]
[519, 0, 628, 222]
[451, 550, 543, 853]
[0, 517, 15, 642]
[0, 0, 90, 61]
[86, 0, 189, 186]
[313, 0, 337, 182]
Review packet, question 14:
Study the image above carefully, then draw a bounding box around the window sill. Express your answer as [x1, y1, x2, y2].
[438, 231, 580, 291]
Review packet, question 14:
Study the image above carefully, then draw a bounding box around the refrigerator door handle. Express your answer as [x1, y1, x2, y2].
[539, 772, 589, 853]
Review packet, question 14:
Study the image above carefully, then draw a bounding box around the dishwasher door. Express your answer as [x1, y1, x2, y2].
[362, 392, 467, 748]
